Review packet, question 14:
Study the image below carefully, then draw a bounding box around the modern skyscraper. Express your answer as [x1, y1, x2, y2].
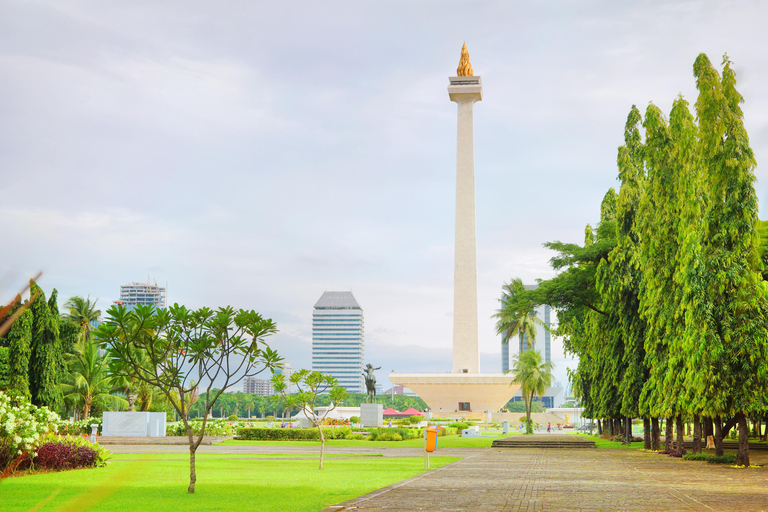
[118, 280, 167, 308]
[312, 291, 364, 393]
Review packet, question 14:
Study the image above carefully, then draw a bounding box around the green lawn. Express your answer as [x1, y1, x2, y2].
[216, 433, 498, 448]
[1, 454, 460, 512]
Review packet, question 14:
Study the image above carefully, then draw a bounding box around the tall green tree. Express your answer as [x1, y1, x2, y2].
[64, 296, 100, 344]
[5, 308, 33, 401]
[28, 283, 64, 411]
[680, 54, 768, 466]
[62, 337, 126, 419]
[509, 350, 553, 434]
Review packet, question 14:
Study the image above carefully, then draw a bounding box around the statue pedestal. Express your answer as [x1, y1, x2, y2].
[360, 403, 383, 428]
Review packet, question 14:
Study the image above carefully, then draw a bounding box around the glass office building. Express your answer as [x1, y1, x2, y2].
[312, 291, 364, 393]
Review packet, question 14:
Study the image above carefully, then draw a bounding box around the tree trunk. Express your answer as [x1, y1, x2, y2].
[664, 416, 673, 451]
[623, 417, 631, 445]
[643, 417, 651, 449]
[737, 412, 750, 467]
[596, 419, 602, 435]
[703, 417, 713, 440]
[692, 415, 701, 454]
[188, 445, 197, 493]
[318, 426, 326, 470]
[675, 415, 685, 454]
[651, 418, 660, 451]
[714, 416, 724, 457]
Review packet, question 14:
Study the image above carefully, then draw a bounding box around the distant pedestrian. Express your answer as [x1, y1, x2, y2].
[388, 419, 392, 428]
[547, 422, 551, 433]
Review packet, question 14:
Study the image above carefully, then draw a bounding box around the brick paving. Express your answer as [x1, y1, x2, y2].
[323, 447, 768, 511]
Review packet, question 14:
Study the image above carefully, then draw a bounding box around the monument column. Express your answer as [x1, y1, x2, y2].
[448, 44, 482, 374]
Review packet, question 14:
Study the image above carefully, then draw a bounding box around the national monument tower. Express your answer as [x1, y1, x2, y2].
[390, 45, 518, 420]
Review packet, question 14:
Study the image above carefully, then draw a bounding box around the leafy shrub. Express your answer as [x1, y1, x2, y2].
[408, 415, 423, 424]
[236, 427, 352, 441]
[374, 432, 402, 441]
[33, 435, 110, 470]
[367, 427, 414, 441]
[449, 422, 470, 431]
[0, 391, 60, 472]
[228, 414, 238, 421]
[349, 433, 365, 440]
[349, 416, 360, 424]
[166, 421, 235, 437]
[57, 417, 102, 436]
[682, 453, 737, 464]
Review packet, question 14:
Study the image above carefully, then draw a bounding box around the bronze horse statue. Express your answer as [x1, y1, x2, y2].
[362, 364, 381, 403]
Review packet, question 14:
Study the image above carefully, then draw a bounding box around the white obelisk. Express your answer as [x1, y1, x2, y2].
[448, 43, 482, 374]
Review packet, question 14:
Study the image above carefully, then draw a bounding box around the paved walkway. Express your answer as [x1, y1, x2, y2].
[322, 447, 768, 511]
[103, 437, 768, 511]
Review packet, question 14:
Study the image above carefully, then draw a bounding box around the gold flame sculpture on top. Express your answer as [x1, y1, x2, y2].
[457, 43, 473, 76]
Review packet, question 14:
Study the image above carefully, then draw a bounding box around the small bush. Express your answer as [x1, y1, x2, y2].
[228, 414, 238, 421]
[374, 432, 402, 441]
[33, 435, 110, 470]
[349, 434, 365, 440]
[236, 427, 352, 441]
[682, 453, 737, 464]
[367, 427, 415, 441]
[349, 416, 360, 424]
[408, 415, 423, 424]
[449, 422, 470, 431]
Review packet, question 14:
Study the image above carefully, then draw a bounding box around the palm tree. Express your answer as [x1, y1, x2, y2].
[493, 278, 547, 353]
[64, 295, 101, 343]
[62, 337, 126, 419]
[509, 349, 553, 434]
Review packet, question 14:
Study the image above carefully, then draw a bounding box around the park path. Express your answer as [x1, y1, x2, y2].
[321, 442, 768, 512]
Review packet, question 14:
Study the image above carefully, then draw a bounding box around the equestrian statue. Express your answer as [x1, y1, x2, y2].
[362, 363, 381, 403]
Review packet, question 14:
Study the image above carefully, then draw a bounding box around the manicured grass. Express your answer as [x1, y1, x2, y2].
[2, 455, 460, 512]
[112, 453, 383, 460]
[217, 434, 497, 448]
[576, 433, 646, 450]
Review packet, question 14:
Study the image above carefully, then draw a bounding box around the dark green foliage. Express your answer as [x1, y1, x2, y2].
[236, 427, 352, 441]
[28, 284, 64, 411]
[449, 422, 470, 431]
[682, 453, 737, 464]
[0, 347, 9, 389]
[366, 427, 415, 440]
[6, 308, 32, 401]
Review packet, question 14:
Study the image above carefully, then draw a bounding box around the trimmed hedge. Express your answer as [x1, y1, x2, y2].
[236, 427, 352, 441]
[367, 427, 415, 441]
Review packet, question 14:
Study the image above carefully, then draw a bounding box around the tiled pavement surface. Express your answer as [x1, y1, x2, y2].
[323, 448, 768, 512]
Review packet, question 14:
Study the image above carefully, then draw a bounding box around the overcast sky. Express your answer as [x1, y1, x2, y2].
[2, 1, 767, 392]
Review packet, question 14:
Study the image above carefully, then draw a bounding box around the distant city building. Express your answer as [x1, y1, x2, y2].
[243, 377, 274, 396]
[382, 385, 417, 397]
[118, 280, 167, 308]
[509, 385, 565, 409]
[312, 291, 364, 393]
[501, 284, 551, 373]
[276, 362, 294, 393]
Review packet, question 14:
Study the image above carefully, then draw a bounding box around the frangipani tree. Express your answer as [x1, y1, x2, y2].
[95, 303, 280, 493]
[272, 369, 347, 469]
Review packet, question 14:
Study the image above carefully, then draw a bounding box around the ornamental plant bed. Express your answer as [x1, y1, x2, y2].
[236, 427, 352, 441]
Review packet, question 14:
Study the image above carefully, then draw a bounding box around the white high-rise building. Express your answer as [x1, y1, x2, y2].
[119, 280, 167, 308]
[312, 291, 364, 393]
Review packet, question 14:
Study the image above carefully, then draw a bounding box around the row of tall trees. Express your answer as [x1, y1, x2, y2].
[522, 54, 767, 466]
[0, 285, 147, 419]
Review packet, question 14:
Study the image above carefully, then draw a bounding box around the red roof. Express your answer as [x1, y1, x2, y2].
[382, 408, 399, 415]
[402, 408, 423, 416]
